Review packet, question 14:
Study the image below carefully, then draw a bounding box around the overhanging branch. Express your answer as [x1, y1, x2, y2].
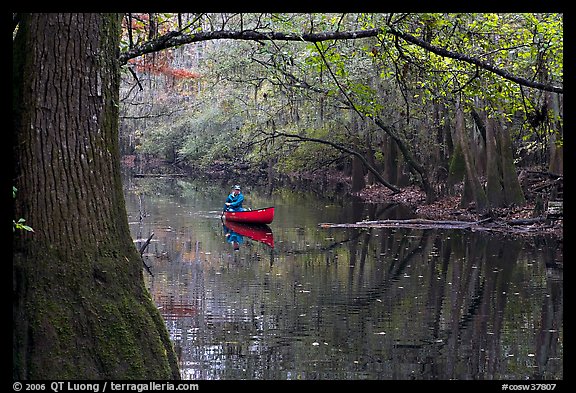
[118, 25, 562, 94]
[266, 130, 401, 193]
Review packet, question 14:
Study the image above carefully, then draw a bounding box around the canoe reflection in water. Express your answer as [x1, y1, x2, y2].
[222, 220, 274, 249]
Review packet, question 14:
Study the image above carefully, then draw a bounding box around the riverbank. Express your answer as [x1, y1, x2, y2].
[354, 183, 563, 240]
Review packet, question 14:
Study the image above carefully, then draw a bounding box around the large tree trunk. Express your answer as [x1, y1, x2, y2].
[498, 119, 526, 206]
[454, 99, 489, 214]
[13, 13, 180, 380]
[351, 154, 366, 192]
[483, 112, 525, 207]
[485, 115, 506, 206]
[382, 134, 398, 185]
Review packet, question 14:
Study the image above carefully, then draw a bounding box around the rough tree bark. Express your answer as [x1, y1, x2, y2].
[485, 114, 505, 207]
[454, 99, 489, 214]
[13, 13, 180, 380]
[498, 119, 526, 206]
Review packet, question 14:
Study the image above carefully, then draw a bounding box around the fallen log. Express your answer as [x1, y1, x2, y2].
[318, 215, 562, 237]
[506, 217, 547, 226]
[319, 217, 493, 230]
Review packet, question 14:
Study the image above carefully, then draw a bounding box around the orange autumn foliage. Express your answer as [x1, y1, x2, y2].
[129, 58, 201, 80]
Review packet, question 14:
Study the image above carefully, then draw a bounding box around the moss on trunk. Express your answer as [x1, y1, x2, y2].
[13, 13, 180, 380]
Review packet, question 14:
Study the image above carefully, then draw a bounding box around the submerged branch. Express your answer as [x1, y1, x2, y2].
[320, 218, 494, 230]
[139, 232, 155, 276]
[319, 215, 559, 235]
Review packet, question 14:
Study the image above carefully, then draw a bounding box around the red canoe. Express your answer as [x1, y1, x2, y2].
[224, 206, 274, 225]
[223, 220, 274, 249]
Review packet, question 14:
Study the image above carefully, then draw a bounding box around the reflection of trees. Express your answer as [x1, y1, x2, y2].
[283, 229, 561, 380]
[142, 221, 562, 380]
[125, 179, 561, 379]
[535, 266, 563, 379]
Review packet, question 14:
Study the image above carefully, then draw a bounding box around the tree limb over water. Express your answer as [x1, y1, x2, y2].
[264, 130, 401, 193]
[118, 26, 562, 94]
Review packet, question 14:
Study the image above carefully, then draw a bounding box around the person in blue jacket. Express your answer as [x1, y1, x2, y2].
[224, 184, 246, 212]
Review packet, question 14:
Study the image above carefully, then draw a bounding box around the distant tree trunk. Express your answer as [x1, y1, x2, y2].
[454, 99, 489, 213]
[365, 134, 377, 185]
[470, 108, 487, 177]
[351, 155, 366, 192]
[498, 119, 526, 206]
[485, 115, 506, 206]
[373, 117, 434, 201]
[13, 13, 180, 380]
[447, 143, 465, 196]
[382, 134, 398, 185]
[547, 93, 563, 175]
[267, 156, 275, 196]
[484, 113, 526, 207]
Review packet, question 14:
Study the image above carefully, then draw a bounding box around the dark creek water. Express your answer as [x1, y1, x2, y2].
[124, 176, 563, 380]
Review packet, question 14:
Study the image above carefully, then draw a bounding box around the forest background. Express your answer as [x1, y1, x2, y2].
[119, 13, 563, 222]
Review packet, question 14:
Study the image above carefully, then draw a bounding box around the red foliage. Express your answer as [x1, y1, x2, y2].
[166, 68, 201, 79]
[128, 58, 200, 80]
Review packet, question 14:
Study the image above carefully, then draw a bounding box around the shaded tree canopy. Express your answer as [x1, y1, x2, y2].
[119, 13, 561, 207]
[119, 16, 562, 94]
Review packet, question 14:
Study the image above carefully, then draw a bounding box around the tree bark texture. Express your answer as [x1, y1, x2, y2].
[485, 115, 505, 207]
[13, 13, 180, 380]
[351, 154, 366, 192]
[454, 99, 489, 214]
[497, 119, 526, 206]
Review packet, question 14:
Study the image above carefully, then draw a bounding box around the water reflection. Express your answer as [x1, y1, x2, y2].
[124, 177, 562, 380]
[223, 220, 274, 249]
[222, 223, 243, 250]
